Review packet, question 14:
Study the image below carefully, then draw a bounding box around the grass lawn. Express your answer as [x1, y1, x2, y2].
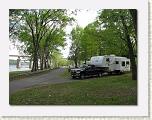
[9, 71, 31, 80]
[9, 69, 51, 81]
[10, 72, 137, 105]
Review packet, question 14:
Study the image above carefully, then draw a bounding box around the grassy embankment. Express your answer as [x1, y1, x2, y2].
[10, 70, 137, 105]
[9, 69, 52, 81]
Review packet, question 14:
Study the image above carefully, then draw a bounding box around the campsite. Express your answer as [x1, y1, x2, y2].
[9, 9, 137, 105]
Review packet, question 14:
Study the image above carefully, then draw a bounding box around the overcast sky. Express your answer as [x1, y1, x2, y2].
[9, 9, 99, 58]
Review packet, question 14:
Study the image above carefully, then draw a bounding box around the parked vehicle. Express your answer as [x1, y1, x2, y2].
[70, 64, 102, 79]
[90, 55, 130, 73]
[70, 55, 130, 79]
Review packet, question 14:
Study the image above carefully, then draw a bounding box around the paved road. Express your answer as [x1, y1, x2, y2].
[9, 68, 73, 94]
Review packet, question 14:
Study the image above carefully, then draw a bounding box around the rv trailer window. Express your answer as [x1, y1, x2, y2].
[122, 61, 125, 66]
[126, 61, 129, 65]
[106, 58, 109, 62]
[115, 61, 119, 64]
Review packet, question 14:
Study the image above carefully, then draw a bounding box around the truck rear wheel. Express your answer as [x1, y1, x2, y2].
[108, 72, 112, 75]
[98, 73, 102, 77]
[115, 70, 121, 75]
[80, 73, 85, 79]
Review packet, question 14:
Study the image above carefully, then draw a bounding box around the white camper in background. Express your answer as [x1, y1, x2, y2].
[90, 55, 130, 73]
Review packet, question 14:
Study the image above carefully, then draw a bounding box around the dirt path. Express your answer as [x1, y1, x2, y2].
[9, 68, 73, 94]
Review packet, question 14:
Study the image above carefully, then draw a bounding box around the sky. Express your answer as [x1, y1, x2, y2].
[9, 9, 99, 58]
[60, 9, 99, 58]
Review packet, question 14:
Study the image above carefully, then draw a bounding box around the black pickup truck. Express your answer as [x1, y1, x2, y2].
[70, 64, 103, 79]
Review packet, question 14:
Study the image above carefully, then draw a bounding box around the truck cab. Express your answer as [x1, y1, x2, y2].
[70, 64, 102, 79]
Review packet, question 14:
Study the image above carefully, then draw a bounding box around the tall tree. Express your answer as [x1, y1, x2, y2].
[69, 26, 83, 67]
[97, 9, 137, 80]
[9, 9, 23, 38]
[11, 9, 73, 71]
[129, 9, 137, 47]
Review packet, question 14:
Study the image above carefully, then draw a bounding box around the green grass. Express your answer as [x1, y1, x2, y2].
[10, 73, 137, 105]
[9, 70, 30, 79]
[9, 69, 51, 81]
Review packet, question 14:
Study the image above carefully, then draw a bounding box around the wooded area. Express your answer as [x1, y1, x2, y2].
[68, 9, 137, 80]
[9, 9, 73, 71]
[9, 9, 137, 80]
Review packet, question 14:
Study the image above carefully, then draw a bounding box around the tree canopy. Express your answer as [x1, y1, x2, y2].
[9, 9, 74, 71]
[68, 9, 137, 80]
[10, 9, 137, 80]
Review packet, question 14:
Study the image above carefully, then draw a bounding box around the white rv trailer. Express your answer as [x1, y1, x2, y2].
[90, 55, 130, 73]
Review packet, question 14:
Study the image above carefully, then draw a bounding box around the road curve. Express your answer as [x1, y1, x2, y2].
[9, 68, 73, 94]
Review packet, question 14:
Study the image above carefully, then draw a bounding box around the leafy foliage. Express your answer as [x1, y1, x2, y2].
[10, 9, 74, 71]
[68, 9, 137, 80]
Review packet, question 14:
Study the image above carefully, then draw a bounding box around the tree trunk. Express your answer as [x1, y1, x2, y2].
[32, 52, 37, 72]
[29, 58, 32, 68]
[84, 59, 87, 64]
[31, 48, 39, 72]
[74, 57, 78, 68]
[40, 54, 44, 70]
[44, 53, 49, 69]
[44, 58, 47, 69]
[120, 15, 137, 80]
[129, 9, 137, 47]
